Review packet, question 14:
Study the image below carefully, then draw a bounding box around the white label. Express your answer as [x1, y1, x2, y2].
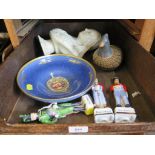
[115, 107, 136, 114]
[68, 126, 88, 133]
[94, 108, 113, 115]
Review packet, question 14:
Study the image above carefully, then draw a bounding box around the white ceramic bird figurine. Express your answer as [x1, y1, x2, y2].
[38, 28, 101, 57]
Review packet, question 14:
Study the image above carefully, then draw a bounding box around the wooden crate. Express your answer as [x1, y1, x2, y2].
[0, 20, 155, 134]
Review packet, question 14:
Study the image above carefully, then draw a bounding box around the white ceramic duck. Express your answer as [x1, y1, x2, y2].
[38, 28, 101, 57]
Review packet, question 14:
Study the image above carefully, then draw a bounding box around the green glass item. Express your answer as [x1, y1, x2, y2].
[19, 102, 84, 124]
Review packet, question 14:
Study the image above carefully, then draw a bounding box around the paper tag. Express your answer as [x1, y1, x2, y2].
[68, 126, 88, 133]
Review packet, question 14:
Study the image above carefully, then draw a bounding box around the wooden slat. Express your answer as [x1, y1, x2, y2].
[139, 19, 155, 52]
[4, 19, 20, 48]
[135, 19, 144, 30]
[12, 19, 23, 31]
[118, 19, 141, 40]
[17, 19, 39, 37]
[1, 120, 155, 134]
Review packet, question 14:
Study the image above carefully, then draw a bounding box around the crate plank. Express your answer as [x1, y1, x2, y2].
[139, 19, 155, 51]
[4, 19, 20, 48]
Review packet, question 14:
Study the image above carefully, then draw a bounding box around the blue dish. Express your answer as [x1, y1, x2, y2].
[17, 54, 96, 103]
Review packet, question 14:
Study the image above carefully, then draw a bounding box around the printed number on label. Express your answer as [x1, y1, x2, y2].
[68, 126, 88, 133]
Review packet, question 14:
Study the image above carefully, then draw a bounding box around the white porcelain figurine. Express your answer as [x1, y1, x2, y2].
[38, 28, 101, 57]
[110, 77, 137, 123]
[92, 79, 114, 123]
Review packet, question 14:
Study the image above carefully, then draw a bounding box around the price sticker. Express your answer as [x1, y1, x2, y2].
[26, 84, 33, 90]
[68, 126, 88, 133]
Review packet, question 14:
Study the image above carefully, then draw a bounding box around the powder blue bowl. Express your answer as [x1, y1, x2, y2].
[17, 54, 96, 103]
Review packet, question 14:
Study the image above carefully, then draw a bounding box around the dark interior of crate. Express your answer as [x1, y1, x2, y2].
[1, 20, 155, 125]
[7, 53, 155, 124]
